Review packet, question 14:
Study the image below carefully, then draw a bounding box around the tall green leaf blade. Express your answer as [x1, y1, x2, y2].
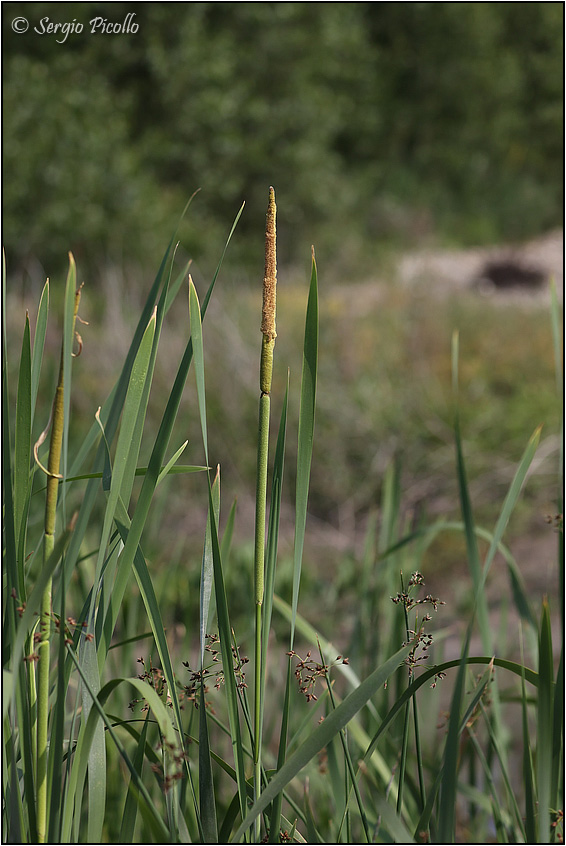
[520, 637, 537, 844]
[536, 598, 554, 843]
[201, 468, 220, 664]
[480, 425, 542, 584]
[61, 254, 78, 503]
[199, 683, 219, 843]
[270, 259, 317, 839]
[209, 497, 248, 822]
[189, 277, 208, 464]
[81, 308, 156, 843]
[290, 254, 318, 647]
[96, 311, 157, 649]
[119, 713, 151, 843]
[14, 313, 31, 564]
[30, 279, 49, 426]
[262, 381, 289, 711]
[199, 470, 220, 843]
[550, 646, 563, 814]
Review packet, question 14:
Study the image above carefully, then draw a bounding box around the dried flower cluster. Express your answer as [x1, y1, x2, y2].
[391, 571, 446, 685]
[261, 829, 293, 843]
[128, 656, 172, 711]
[180, 634, 249, 709]
[287, 649, 349, 703]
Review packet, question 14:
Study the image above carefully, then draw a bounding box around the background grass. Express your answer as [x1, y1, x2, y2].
[4, 250, 560, 638]
[3, 213, 562, 841]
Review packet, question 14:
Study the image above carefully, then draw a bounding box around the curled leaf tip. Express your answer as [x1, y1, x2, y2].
[72, 331, 83, 357]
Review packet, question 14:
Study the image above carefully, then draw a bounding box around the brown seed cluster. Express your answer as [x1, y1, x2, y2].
[391, 571, 446, 684]
[129, 656, 173, 712]
[287, 649, 349, 703]
[179, 634, 249, 710]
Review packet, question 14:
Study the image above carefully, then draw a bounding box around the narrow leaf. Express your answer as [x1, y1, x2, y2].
[233, 637, 416, 842]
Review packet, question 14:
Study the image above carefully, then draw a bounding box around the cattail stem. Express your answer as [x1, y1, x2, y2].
[36, 283, 81, 843]
[253, 187, 277, 839]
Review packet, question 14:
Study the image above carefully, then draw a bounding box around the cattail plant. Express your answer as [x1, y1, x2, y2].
[36, 261, 82, 843]
[253, 186, 277, 835]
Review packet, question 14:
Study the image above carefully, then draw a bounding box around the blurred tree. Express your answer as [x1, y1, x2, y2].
[2, 2, 563, 279]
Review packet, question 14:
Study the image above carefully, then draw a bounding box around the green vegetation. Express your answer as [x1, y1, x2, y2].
[3, 2, 563, 279]
[2, 194, 563, 843]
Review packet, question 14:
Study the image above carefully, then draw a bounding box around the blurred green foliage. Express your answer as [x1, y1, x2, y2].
[3, 2, 563, 278]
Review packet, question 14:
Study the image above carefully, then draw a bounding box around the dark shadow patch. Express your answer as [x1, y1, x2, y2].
[474, 259, 546, 292]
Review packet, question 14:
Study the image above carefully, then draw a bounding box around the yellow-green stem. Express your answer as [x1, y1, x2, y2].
[36, 285, 81, 843]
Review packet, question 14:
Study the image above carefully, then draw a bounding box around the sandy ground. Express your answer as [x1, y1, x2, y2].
[397, 228, 563, 304]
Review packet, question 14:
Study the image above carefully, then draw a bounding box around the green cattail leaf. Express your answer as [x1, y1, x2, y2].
[262, 380, 289, 713]
[199, 683, 219, 843]
[94, 309, 156, 641]
[42, 461, 207, 487]
[61, 254, 77, 498]
[119, 266, 171, 510]
[156, 441, 190, 485]
[290, 253, 318, 647]
[189, 276, 208, 465]
[233, 637, 416, 843]
[481, 425, 542, 584]
[221, 498, 237, 564]
[201, 467, 220, 665]
[5, 721, 25, 843]
[30, 279, 49, 427]
[2, 314, 18, 620]
[14, 313, 32, 597]
[208, 490, 248, 820]
[119, 713, 151, 843]
[452, 333, 491, 654]
[82, 305, 156, 841]
[536, 598, 554, 842]
[80, 637, 106, 844]
[551, 647, 563, 813]
[270, 259, 317, 839]
[165, 258, 192, 314]
[520, 641, 537, 843]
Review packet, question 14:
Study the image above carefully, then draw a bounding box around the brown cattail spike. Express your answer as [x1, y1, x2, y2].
[261, 186, 277, 342]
